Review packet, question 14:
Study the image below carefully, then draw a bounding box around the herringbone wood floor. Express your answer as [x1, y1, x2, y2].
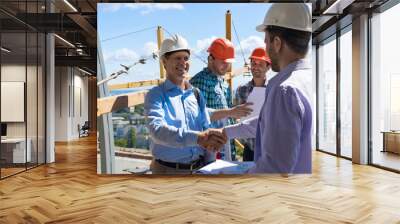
[1, 135, 400, 224]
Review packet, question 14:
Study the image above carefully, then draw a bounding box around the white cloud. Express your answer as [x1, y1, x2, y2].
[235, 35, 265, 57]
[193, 36, 218, 54]
[99, 3, 124, 13]
[142, 42, 159, 56]
[152, 3, 184, 10]
[140, 3, 184, 14]
[103, 48, 139, 63]
[100, 3, 184, 14]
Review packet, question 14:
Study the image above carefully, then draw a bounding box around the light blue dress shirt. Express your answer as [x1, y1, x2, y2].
[224, 59, 313, 174]
[144, 79, 211, 164]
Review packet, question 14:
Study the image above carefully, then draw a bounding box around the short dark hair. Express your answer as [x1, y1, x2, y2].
[266, 25, 311, 55]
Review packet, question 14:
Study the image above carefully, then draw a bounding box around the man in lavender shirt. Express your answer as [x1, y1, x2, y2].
[214, 3, 313, 174]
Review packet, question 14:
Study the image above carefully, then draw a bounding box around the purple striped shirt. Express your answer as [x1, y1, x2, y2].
[224, 59, 313, 174]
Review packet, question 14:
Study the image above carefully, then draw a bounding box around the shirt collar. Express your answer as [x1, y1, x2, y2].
[202, 67, 222, 81]
[280, 59, 311, 75]
[268, 59, 310, 87]
[163, 79, 193, 92]
[250, 78, 267, 87]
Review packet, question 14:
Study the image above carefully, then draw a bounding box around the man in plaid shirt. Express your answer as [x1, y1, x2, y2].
[190, 38, 252, 161]
[235, 47, 271, 161]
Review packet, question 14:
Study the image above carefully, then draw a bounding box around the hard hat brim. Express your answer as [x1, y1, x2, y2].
[161, 49, 190, 57]
[256, 23, 312, 33]
[250, 56, 271, 64]
[223, 58, 235, 63]
[256, 24, 267, 32]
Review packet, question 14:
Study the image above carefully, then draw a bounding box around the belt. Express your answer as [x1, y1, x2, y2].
[155, 157, 204, 170]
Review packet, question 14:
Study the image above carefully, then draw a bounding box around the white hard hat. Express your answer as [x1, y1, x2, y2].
[256, 3, 312, 32]
[159, 34, 190, 57]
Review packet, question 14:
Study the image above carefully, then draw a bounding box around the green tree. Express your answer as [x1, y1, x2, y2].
[115, 138, 128, 148]
[134, 104, 145, 115]
[129, 128, 137, 148]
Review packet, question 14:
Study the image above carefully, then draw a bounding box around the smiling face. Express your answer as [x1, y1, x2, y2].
[250, 58, 269, 79]
[163, 50, 190, 84]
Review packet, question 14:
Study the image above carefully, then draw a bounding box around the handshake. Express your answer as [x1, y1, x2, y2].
[197, 128, 227, 151]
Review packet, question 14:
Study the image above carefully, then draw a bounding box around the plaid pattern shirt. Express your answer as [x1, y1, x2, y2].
[190, 68, 233, 110]
[235, 79, 267, 151]
[190, 68, 236, 160]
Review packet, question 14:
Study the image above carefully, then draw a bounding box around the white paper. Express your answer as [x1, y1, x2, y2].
[240, 87, 266, 121]
[196, 160, 255, 174]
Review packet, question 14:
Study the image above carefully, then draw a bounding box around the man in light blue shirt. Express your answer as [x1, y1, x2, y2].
[218, 3, 313, 174]
[145, 35, 226, 174]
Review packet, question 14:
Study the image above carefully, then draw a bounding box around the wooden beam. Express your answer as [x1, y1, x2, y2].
[108, 79, 163, 91]
[67, 14, 97, 38]
[157, 26, 165, 79]
[97, 90, 148, 116]
[226, 10, 233, 104]
[234, 139, 244, 151]
[107, 66, 247, 91]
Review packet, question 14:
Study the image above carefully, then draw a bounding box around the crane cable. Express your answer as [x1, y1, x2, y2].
[162, 27, 208, 65]
[101, 25, 208, 65]
[232, 19, 247, 66]
[101, 26, 158, 42]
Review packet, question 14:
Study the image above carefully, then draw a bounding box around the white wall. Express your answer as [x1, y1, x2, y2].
[71, 71, 89, 138]
[1, 65, 26, 138]
[1, 63, 46, 164]
[55, 67, 89, 141]
[55, 66, 69, 141]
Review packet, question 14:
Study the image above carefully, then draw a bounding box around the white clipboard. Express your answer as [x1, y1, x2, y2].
[240, 87, 266, 121]
[196, 160, 255, 174]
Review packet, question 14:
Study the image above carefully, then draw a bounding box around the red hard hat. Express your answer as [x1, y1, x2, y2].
[249, 47, 271, 64]
[207, 38, 235, 63]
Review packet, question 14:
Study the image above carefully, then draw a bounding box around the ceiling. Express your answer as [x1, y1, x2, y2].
[0, 0, 97, 75]
[0, 0, 395, 76]
[311, 0, 390, 43]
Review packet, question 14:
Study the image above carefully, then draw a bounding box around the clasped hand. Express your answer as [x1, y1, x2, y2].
[197, 128, 227, 151]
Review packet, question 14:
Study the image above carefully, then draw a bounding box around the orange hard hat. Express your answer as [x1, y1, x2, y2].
[249, 47, 271, 64]
[207, 38, 235, 63]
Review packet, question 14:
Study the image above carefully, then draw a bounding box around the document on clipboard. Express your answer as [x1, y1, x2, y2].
[196, 160, 255, 174]
[241, 87, 266, 121]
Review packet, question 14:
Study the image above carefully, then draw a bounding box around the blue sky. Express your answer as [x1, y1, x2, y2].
[98, 3, 272, 89]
